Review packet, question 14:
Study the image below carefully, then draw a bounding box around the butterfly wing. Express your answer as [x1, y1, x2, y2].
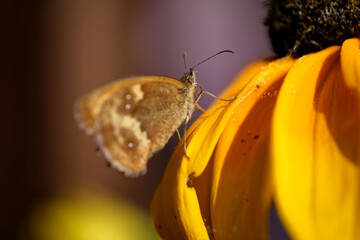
[74, 81, 128, 135]
[75, 76, 189, 176]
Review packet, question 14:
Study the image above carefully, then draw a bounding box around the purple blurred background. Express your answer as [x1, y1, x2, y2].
[2, 0, 276, 239]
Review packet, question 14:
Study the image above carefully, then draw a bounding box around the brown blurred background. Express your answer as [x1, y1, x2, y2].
[2, 0, 272, 239]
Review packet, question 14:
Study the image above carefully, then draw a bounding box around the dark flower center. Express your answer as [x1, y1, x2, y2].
[264, 0, 360, 57]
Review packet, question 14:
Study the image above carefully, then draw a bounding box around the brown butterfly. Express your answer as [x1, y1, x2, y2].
[74, 50, 234, 177]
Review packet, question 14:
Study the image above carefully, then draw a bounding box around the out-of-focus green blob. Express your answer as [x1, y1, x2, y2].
[24, 188, 157, 240]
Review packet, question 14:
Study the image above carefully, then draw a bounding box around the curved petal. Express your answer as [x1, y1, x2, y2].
[151, 60, 271, 239]
[211, 57, 295, 239]
[341, 38, 360, 95]
[273, 45, 360, 239]
[340, 38, 360, 237]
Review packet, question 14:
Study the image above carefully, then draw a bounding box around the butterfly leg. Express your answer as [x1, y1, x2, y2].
[203, 90, 236, 101]
[194, 83, 204, 105]
[194, 85, 205, 112]
[176, 129, 181, 141]
[196, 83, 236, 102]
[196, 104, 206, 113]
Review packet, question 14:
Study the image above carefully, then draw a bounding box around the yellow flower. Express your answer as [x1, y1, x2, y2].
[151, 38, 360, 240]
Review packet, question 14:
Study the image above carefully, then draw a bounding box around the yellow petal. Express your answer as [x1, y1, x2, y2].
[272, 45, 360, 239]
[219, 59, 270, 99]
[151, 60, 271, 239]
[341, 38, 360, 95]
[341, 38, 360, 237]
[210, 57, 295, 239]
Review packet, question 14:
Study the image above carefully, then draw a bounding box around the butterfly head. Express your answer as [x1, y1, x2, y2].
[180, 68, 197, 87]
[179, 50, 234, 88]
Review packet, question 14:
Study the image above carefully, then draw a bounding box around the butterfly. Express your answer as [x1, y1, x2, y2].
[74, 50, 234, 177]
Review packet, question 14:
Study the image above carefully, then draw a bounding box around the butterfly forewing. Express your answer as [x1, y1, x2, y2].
[75, 76, 192, 176]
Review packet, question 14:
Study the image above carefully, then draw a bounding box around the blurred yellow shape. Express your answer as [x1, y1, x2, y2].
[24, 187, 157, 240]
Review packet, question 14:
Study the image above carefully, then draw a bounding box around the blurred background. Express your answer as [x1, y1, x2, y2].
[2, 0, 274, 239]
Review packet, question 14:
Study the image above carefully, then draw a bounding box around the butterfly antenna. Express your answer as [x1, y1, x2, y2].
[182, 52, 187, 74]
[190, 50, 235, 71]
